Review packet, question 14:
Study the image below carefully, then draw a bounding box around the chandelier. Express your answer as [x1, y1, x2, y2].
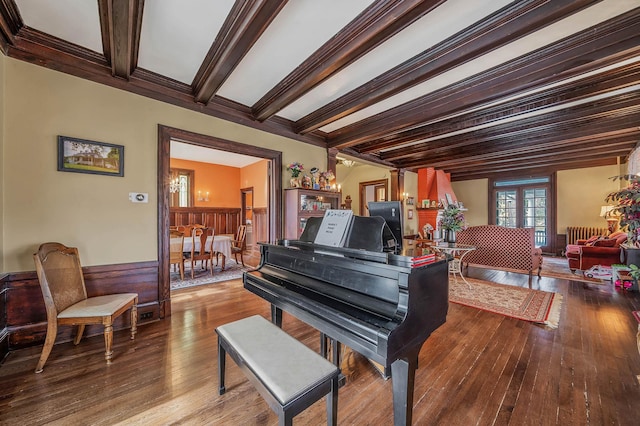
[339, 158, 355, 167]
[169, 177, 181, 193]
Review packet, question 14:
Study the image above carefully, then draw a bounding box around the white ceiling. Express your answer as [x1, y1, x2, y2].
[15, 0, 638, 136]
[170, 141, 262, 168]
[8, 0, 640, 177]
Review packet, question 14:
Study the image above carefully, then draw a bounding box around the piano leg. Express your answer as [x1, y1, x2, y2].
[390, 347, 420, 426]
[271, 305, 283, 327]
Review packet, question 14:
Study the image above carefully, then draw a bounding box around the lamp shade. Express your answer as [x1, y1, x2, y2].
[600, 205, 616, 218]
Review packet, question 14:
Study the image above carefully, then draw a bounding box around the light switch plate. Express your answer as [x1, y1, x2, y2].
[129, 192, 148, 203]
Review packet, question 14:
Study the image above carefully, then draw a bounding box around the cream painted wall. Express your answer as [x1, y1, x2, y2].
[2, 58, 326, 272]
[452, 165, 622, 232]
[337, 164, 391, 217]
[557, 164, 621, 231]
[452, 179, 488, 226]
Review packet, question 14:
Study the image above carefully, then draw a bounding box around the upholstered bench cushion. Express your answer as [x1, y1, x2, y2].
[216, 315, 338, 405]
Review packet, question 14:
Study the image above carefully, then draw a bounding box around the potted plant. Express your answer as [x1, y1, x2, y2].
[286, 162, 304, 188]
[606, 175, 640, 289]
[438, 205, 466, 243]
[606, 175, 640, 246]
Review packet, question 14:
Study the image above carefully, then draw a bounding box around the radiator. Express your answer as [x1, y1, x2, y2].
[566, 226, 609, 245]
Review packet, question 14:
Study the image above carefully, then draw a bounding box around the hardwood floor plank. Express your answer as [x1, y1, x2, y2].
[2, 262, 640, 425]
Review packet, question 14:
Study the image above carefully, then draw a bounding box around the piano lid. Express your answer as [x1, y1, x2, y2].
[300, 215, 397, 253]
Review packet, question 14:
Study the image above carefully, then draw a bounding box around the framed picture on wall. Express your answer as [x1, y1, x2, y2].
[57, 135, 124, 177]
[408, 209, 413, 219]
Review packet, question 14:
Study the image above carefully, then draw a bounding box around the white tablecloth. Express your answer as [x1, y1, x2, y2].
[177, 235, 232, 259]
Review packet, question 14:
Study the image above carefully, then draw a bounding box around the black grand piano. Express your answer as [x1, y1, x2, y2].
[243, 216, 449, 425]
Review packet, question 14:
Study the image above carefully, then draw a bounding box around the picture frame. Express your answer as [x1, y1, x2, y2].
[406, 196, 414, 206]
[422, 199, 430, 208]
[408, 209, 413, 219]
[445, 193, 454, 206]
[57, 135, 124, 177]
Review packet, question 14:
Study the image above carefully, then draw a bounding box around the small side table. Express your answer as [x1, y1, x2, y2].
[432, 242, 476, 288]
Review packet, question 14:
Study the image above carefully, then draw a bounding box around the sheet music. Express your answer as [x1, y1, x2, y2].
[313, 209, 354, 247]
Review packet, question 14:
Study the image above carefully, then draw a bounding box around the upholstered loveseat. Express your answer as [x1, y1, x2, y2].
[565, 231, 627, 272]
[456, 225, 543, 280]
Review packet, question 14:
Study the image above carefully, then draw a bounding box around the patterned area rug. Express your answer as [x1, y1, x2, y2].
[539, 256, 604, 284]
[170, 260, 250, 290]
[449, 277, 563, 329]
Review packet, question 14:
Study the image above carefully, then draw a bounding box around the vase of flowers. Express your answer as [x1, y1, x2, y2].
[286, 162, 304, 188]
[439, 205, 466, 243]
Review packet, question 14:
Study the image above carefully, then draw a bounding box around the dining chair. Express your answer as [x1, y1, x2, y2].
[33, 242, 138, 373]
[170, 230, 185, 280]
[231, 225, 247, 267]
[189, 227, 214, 278]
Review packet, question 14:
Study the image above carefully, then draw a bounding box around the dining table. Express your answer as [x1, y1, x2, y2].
[177, 234, 233, 270]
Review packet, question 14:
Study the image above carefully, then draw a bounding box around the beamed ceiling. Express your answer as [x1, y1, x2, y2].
[1, 0, 639, 181]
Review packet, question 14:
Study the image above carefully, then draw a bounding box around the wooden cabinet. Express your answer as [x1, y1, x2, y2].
[285, 189, 342, 239]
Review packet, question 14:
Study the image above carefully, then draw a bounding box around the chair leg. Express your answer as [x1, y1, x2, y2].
[191, 260, 195, 279]
[35, 321, 58, 373]
[74, 324, 86, 345]
[179, 261, 184, 280]
[104, 323, 114, 364]
[131, 301, 138, 340]
[239, 251, 245, 267]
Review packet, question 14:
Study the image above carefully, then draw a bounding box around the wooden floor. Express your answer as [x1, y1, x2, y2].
[2, 263, 640, 425]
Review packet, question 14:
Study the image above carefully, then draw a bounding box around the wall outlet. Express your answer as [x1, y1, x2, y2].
[129, 192, 148, 203]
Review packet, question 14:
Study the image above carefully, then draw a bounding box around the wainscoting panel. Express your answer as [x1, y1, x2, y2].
[2, 261, 159, 351]
[170, 207, 241, 235]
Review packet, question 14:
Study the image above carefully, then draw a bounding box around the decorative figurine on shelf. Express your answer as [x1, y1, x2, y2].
[321, 170, 335, 190]
[422, 223, 434, 240]
[310, 167, 320, 190]
[302, 174, 312, 189]
[344, 195, 352, 210]
[286, 162, 304, 188]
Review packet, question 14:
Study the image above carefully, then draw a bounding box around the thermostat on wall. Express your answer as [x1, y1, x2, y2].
[129, 192, 148, 203]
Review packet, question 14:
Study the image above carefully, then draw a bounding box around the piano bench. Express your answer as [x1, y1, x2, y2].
[216, 315, 340, 426]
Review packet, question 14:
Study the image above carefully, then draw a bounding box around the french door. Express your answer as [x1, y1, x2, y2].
[492, 176, 554, 253]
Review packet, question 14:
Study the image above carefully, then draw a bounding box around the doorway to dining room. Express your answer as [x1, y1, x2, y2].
[158, 125, 282, 300]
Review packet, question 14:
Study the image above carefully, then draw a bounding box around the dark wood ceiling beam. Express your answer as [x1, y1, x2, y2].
[425, 140, 637, 171]
[327, 9, 640, 149]
[449, 158, 618, 181]
[193, 0, 288, 105]
[6, 31, 327, 148]
[442, 153, 631, 178]
[373, 64, 640, 158]
[413, 130, 640, 168]
[98, 0, 144, 79]
[386, 92, 640, 165]
[295, 0, 598, 134]
[251, 0, 445, 121]
[449, 150, 626, 174]
[0, 0, 21, 53]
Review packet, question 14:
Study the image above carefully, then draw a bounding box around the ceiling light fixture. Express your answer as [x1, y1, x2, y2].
[341, 159, 355, 167]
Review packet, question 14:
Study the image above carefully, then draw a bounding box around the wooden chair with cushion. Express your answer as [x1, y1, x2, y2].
[189, 227, 215, 278]
[170, 230, 185, 280]
[33, 242, 138, 373]
[231, 225, 247, 267]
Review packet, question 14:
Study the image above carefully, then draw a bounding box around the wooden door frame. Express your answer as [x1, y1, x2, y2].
[157, 125, 282, 318]
[359, 179, 389, 215]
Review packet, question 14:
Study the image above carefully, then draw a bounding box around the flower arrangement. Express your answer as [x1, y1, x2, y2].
[606, 176, 640, 247]
[286, 162, 304, 178]
[438, 205, 466, 231]
[321, 170, 335, 182]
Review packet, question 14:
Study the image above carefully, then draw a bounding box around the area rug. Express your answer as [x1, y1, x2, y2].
[449, 278, 563, 329]
[170, 260, 250, 290]
[539, 256, 604, 284]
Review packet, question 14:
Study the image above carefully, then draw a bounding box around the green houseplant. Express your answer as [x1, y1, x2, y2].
[606, 175, 640, 289]
[605, 175, 640, 247]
